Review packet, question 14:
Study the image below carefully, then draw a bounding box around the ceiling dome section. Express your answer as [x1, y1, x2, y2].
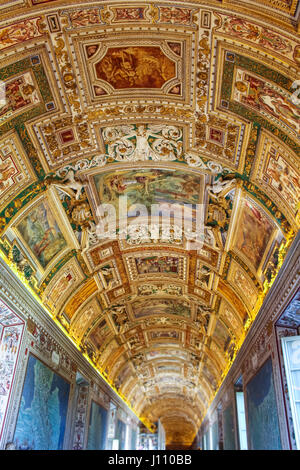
[0, 0, 299, 446]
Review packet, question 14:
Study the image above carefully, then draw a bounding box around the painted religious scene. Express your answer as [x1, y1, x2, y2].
[13, 355, 70, 450]
[264, 148, 300, 216]
[16, 200, 67, 269]
[95, 46, 176, 89]
[135, 256, 179, 275]
[0, 72, 40, 124]
[93, 168, 201, 232]
[131, 298, 191, 319]
[234, 199, 275, 271]
[94, 168, 200, 207]
[212, 320, 231, 352]
[0, 17, 43, 52]
[233, 68, 300, 135]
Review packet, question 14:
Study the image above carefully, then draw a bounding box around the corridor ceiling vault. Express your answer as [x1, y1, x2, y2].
[0, 0, 299, 447]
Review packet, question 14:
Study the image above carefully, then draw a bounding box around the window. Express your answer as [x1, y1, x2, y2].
[209, 426, 213, 450]
[235, 391, 248, 450]
[125, 424, 130, 450]
[281, 336, 300, 449]
[203, 430, 209, 450]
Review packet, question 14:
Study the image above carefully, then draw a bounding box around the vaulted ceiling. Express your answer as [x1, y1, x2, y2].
[0, 0, 299, 447]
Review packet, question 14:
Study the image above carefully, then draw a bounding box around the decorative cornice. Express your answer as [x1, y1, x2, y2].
[199, 229, 300, 425]
[0, 256, 140, 423]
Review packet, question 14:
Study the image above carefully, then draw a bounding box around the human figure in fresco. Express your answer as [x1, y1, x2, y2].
[237, 202, 273, 269]
[21, 202, 65, 267]
[70, 9, 100, 27]
[86, 44, 98, 58]
[235, 77, 300, 132]
[96, 47, 175, 89]
[226, 17, 291, 52]
[2, 329, 19, 353]
[0, 160, 16, 191]
[52, 273, 73, 302]
[104, 174, 128, 202]
[267, 157, 300, 206]
[0, 22, 36, 46]
[100, 264, 117, 289]
[26, 205, 56, 260]
[0, 79, 27, 118]
[160, 7, 192, 25]
[115, 8, 144, 21]
[103, 169, 159, 202]
[0, 76, 38, 124]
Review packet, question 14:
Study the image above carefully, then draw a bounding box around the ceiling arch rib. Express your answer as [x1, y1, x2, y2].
[0, 0, 299, 446]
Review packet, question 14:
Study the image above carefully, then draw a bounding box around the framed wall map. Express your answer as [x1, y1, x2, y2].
[13, 354, 70, 450]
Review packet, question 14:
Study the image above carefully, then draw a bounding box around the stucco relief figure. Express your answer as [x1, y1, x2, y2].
[99, 263, 119, 290]
[54, 170, 85, 201]
[109, 304, 129, 334]
[102, 124, 183, 161]
[95, 46, 175, 89]
[71, 202, 92, 225]
[206, 176, 236, 200]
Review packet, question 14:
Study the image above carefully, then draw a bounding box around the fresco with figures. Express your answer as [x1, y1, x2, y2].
[234, 199, 276, 272]
[16, 199, 67, 269]
[95, 46, 176, 89]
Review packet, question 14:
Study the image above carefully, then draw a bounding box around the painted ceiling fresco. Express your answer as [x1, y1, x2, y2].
[0, 0, 299, 447]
